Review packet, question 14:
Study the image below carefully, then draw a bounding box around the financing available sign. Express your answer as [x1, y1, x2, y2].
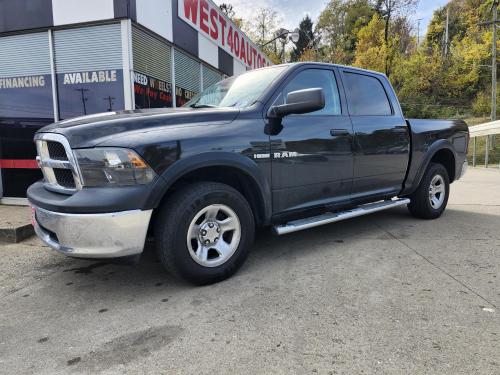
[0, 75, 46, 89]
[178, 0, 272, 69]
[62, 70, 118, 85]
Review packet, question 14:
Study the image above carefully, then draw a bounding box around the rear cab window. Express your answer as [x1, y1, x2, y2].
[342, 72, 392, 116]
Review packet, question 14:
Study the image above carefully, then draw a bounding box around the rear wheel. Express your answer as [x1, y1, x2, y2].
[407, 162, 450, 220]
[154, 182, 255, 285]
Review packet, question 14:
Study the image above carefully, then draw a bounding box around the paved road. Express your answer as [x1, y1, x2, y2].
[1, 169, 499, 374]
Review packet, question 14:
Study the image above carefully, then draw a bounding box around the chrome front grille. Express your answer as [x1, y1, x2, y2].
[53, 169, 77, 189]
[47, 141, 68, 160]
[35, 133, 82, 194]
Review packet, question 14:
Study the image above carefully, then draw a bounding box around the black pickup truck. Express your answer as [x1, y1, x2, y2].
[28, 63, 469, 284]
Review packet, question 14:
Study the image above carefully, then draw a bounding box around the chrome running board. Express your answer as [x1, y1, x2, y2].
[273, 198, 410, 235]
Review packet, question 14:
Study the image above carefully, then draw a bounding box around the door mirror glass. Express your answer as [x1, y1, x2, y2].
[268, 88, 325, 118]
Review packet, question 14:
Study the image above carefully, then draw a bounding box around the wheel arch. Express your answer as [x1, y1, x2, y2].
[150, 153, 272, 227]
[430, 148, 456, 182]
[410, 141, 458, 194]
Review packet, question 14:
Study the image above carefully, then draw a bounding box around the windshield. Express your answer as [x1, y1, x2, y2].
[184, 66, 287, 109]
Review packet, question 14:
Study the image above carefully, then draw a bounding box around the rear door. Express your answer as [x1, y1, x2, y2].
[269, 67, 353, 214]
[340, 69, 409, 200]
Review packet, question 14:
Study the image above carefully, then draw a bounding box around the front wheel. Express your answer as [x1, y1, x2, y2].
[154, 182, 255, 285]
[407, 162, 450, 220]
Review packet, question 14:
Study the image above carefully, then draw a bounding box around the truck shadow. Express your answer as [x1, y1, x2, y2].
[51, 205, 500, 298]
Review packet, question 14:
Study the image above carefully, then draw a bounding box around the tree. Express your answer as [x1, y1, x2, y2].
[374, 0, 418, 74]
[375, 0, 418, 43]
[389, 0, 492, 119]
[219, 3, 235, 19]
[316, 0, 348, 63]
[316, 0, 375, 64]
[246, 8, 280, 45]
[243, 8, 283, 64]
[425, 3, 467, 54]
[217, 4, 283, 63]
[354, 13, 388, 73]
[298, 48, 317, 62]
[215, 0, 498, 120]
[291, 16, 315, 62]
[218, 3, 243, 28]
[343, 0, 377, 51]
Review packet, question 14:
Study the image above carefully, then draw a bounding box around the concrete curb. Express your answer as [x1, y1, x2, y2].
[0, 205, 35, 243]
[0, 224, 35, 243]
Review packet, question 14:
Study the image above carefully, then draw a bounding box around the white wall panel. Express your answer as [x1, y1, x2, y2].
[198, 34, 218, 69]
[174, 50, 200, 92]
[132, 26, 172, 82]
[52, 0, 114, 26]
[53, 24, 123, 73]
[203, 65, 223, 89]
[233, 60, 247, 76]
[136, 0, 173, 42]
[0, 32, 50, 77]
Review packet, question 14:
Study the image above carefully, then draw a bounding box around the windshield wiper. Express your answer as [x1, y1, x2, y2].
[190, 104, 218, 109]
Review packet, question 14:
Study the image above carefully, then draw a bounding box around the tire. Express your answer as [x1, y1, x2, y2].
[154, 182, 255, 285]
[407, 162, 450, 220]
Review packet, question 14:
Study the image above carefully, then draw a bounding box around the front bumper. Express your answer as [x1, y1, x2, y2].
[458, 159, 468, 180]
[32, 205, 153, 258]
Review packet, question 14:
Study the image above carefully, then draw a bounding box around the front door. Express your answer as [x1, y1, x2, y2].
[270, 68, 354, 214]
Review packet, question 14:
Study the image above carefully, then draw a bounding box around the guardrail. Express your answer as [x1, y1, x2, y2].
[469, 120, 500, 168]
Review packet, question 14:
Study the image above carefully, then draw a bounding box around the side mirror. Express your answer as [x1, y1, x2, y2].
[267, 88, 325, 118]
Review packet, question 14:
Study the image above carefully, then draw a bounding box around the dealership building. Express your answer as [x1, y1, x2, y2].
[0, 0, 271, 200]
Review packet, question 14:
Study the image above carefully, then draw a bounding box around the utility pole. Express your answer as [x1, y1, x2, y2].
[75, 88, 89, 115]
[445, 7, 450, 56]
[492, 0, 498, 122]
[281, 38, 286, 63]
[489, 0, 498, 158]
[491, 0, 498, 156]
[416, 18, 423, 48]
[104, 95, 116, 112]
[479, 0, 500, 161]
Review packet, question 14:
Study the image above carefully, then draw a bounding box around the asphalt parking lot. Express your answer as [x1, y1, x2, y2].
[1, 168, 499, 374]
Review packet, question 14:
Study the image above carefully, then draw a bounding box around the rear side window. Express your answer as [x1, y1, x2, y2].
[343, 72, 392, 116]
[283, 69, 341, 115]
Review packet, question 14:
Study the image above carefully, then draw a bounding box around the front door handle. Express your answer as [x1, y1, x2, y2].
[330, 129, 350, 137]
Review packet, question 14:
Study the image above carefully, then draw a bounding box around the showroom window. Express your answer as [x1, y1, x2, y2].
[174, 49, 201, 107]
[132, 27, 173, 109]
[0, 32, 51, 197]
[53, 23, 125, 119]
[202, 65, 223, 90]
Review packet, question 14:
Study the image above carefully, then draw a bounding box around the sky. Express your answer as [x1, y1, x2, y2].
[215, 0, 450, 37]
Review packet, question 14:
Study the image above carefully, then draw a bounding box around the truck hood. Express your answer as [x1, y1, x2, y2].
[37, 107, 240, 148]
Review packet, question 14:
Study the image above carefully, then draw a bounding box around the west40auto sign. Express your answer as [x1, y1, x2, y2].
[179, 0, 272, 69]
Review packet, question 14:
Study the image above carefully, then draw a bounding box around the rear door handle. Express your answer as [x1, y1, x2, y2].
[330, 129, 350, 137]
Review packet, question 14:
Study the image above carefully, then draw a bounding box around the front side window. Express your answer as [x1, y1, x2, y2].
[283, 69, 342, 116]
[343, 72, 392, 116]
[185, 66, 288, 109]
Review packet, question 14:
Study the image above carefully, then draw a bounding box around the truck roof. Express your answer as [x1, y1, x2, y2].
[260, 62, 388, 78]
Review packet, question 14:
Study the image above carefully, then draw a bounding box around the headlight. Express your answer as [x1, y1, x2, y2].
[74, 148, 156, 187]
